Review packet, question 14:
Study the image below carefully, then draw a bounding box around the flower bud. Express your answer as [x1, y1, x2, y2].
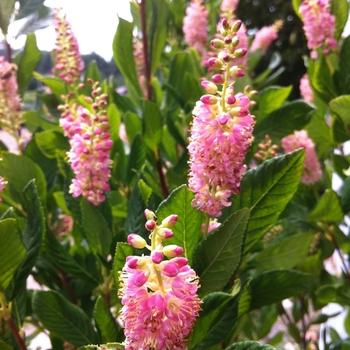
[128, 234, 147, 249]
[163, 245, 184, 258]
[132, 271, 149, 287]
[224, 36, 232, 44]
[171, 257, 189, 268]
[208, 57, 223, 69]
[233, 48, 247, 58]
[144, 209, 156, 220]
[162, 261, 179, 277]
[145, 219, 156, 231]
[158, 228, 174, 239]
[211, 39, 224, 49]
[231, 20, 242, 33]
[200, 95, 218, 105]
[201, 80, 218, 94]
[218, 112, 230, 125]
[226, 95, 236, 105]
[126, 256, 140, 269]
[151, 251, 163, 264]
[221, 18, 230, 30]
[212, 74, 224, 84]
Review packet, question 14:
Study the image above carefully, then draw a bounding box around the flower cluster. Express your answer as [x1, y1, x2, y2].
[220, 0, 240, 12]
[0, 56, 22, 140]
[53, 9, 84, 85]
[119, 209, 202, 350]
[281, 130, 322, 185]
[183, 0, 208, 57]
[250, 20, 283, 54]
[299, 0, 337, 59]
[299, 74, 314, 103]
[58, 80, 113, 205]
[254, 135, 279, 163]
[188, 18, 255, 217]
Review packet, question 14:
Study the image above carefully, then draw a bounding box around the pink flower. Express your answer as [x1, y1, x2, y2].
[299, 74, 314, 103]
[299, 0, 337, 58]
[58, 81, 113, 206]
[0, 175, 7, 202]
[220, 0, 240, 12]
[188, 19, 255, 217]
[183, 0, 208, 56]
[281, 130, 322, 185]
[250, 21, 282, 54]
[53, 9, 84, 85]
[119, 210, 202, 350]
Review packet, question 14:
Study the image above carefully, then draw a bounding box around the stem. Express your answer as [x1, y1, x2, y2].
[155, 151, 169, 198]
[58, 268, 78, 304]
[6, 317, 27, 350]
[140, 0, 152, 101]
[203, 214, 210, 237]
[4, 37, 12, 63]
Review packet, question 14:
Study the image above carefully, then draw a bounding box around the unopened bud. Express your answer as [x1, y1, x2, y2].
[158, 228, 174, 239]
[221, 18, 230, 30]
[133, 271, 149, 287]
[212, 74, 224, 84]
[208, 58, 223, 69]
[211, 39, 225, 49]
[84, 96, 93, 104]
[226, 96, 236, 105]
[200, 94, 219, 105]
[224, 36, 232, 44]
[233, 48, 247, 58]
[201, 80, 218, 94]
[162, 245, 184, 258]
[172, 257, 188, 268]
[128, 234, 147, 249]
[145, 219, 156, 231]
[144, 209, 156, 221]
[151, 251, 163, 264]
[231, 20, 242, 33]
[162, 261, 179, 277]
[218, 112, 230, 125]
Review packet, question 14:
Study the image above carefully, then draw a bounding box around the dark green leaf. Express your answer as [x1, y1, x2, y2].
[126, 134, 146, 185]
[225, 341, 276, 350]
[306, 189, 343, 222]
[16, 33, 41, 96]
[156, 185, 203, 265]
[35, 130, 69, 159]
[81, 199, 112, 261]
[254, 101, 314, 141]
[138, 179, 152, 206]
[334, 36, 350, 94]
[84, 60, 102, 85]
[142, 99, 162, 152]
[32, 290, 99, 346]
[0, 219, 25, 291]
[17, 0, 45, 19]
[113, 242, 133, 289]
[94, 296, 121, 343]
[193, 208, 250, 296]
[230, 150, 305, 251]
[113, 18, 142, 99]
[249, 270, 311, 309]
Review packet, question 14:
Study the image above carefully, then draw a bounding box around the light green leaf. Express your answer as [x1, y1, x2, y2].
[329, 95, 350, 135]
[255, 85, 292, 119]
[0, 0, 16, 35]
[193, 208, 250, 296]
[107, 103, 121, 142]
[17, 33, 41, 96]
[142, 99, 162, 152]
[124, 112, 142, 144]
[332, 0, 349, 40]
[156, 185, 204, 265]
[254, 101, 314, 141]
[33, 72, 69, 98]
[138, 179, 152, 206]
[230, 150, 305, 252]
[35, 131, 69, 158]
[81, 199, 112, 260]
[292, 0, 302, 18]
[249, 232, 314, 270]
[94, 296, 121, 343]
[306, 189, 343, 222]
[249, 270, 311, 310]
[0, 219, 25, 291]
[32, 290, 99, 346]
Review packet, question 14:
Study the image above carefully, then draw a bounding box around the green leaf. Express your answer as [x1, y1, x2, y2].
[107, 103, 121, 142]
[255, 85, 292, 119]
[126, 134, 147, 185]
[16, 33, 41, 96]
[17, 0, 45, 19]
[35, 131, 69, 158]
[124, 112, 142, 144]
[329, 95, 350, 135]
[156, 185, 203, 265]
[113, 242, 133, 289]
[138, 179, 152, 206]
[81, 199, 112, 261]
[193, 208, 250, 296]
[249, 232, 314, 270]
[32, 290, 99, 346]
[306, 189, 343, 222]
[254, 101, 314, 141]
[0, 0, 15, 35]
[0, 219, 25, 291]
[81, 343, 125, 350]
[0, 152, 47, 209]
[148, 0, 168, 74]
[249, 270, 311, 310]
[230, 150, 305, 251]
[225, 341, 276, 350]
[332, 0, 349, 40]
[113, 18, 143, 99]
[292, 0, 302, 17]
[142, 99, 163, 152]
[23, 110, 61, 132]
[188, 292, 235, 349]
[94, 296, 121, 343]
[45, 229, 98, 284]
[84, 60, 102, 84]
[334, 36, 350, 94]
[33, 72, 69, 98]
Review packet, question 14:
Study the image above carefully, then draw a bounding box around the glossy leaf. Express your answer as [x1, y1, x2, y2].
[249, 270, 311, 310]
[142, 99, 163, 152]
[32, 290, 99, 346]
[94, 296, 121, 343]
[0, 219, 25, 292]
[16, 33, 41, 96]
[124, 112, 142, 144]
[254, 101, 314, 141]
[81, 199, 112, 261]
[35, 131, 69, 159]
[306, 189, 343, 222]
[193, 208, 250, 296]
[230, 150, 305, 251]
[156, 185, 204, 265]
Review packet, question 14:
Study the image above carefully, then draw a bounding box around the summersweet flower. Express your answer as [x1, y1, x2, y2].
[183, 0, 208, 57]
[53, 8, 84, 85]
[58, 80, 113, 205]
[220, 0, 240, 12]
[188, 18, 255, 218]
[299, 0, 337, 59]
[299, 74, 314, 103]
[119, 209, 201, 350]
[281, 130, 322, 185]
[250, 21, 283, 54]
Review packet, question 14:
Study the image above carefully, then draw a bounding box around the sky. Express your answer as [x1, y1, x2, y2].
[17, 0, 132, 61]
